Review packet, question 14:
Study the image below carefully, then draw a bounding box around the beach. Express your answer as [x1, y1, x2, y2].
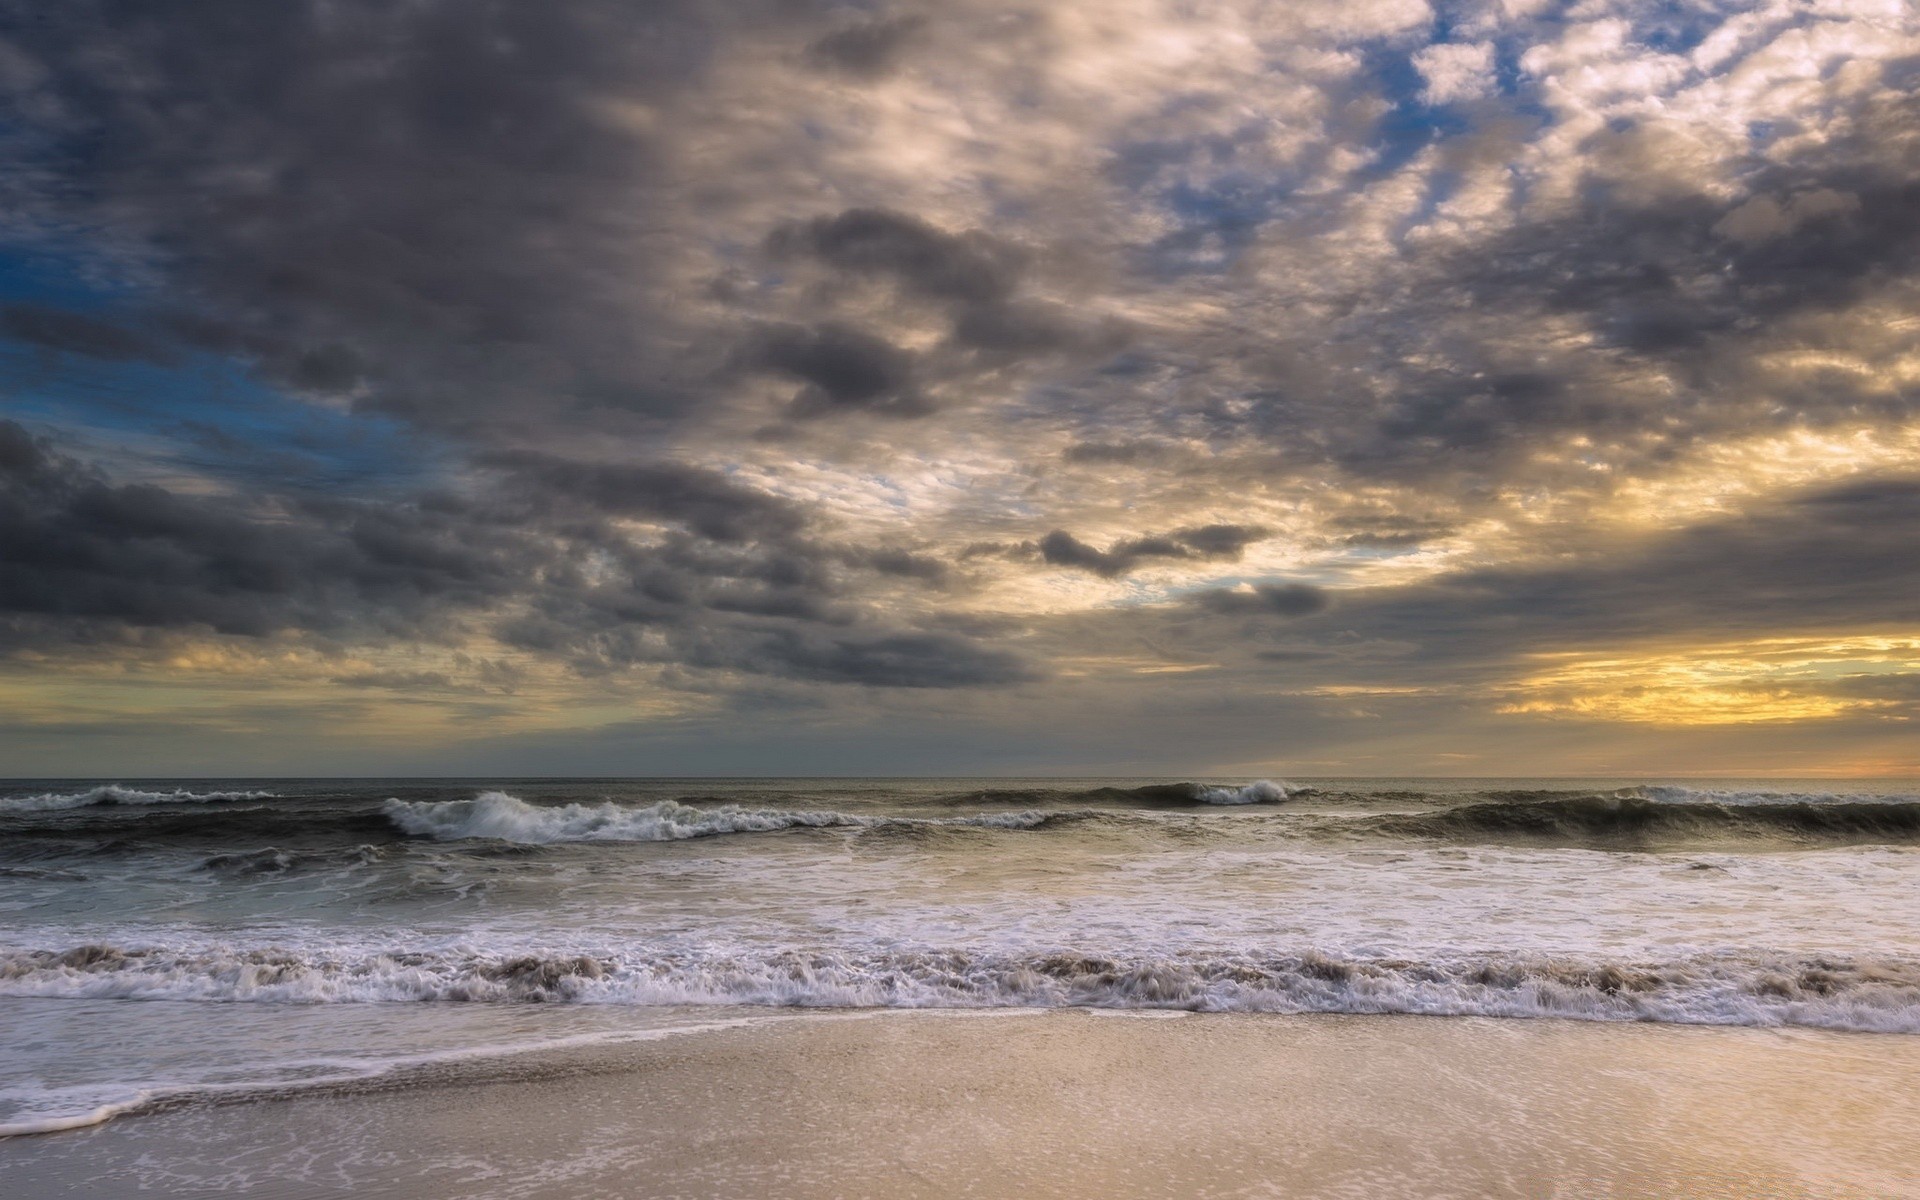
[6, 776, 1920, 1196]
[4, 1008, 1918, 1197]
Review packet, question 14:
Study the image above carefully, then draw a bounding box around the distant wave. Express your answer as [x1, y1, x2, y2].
[4, 941, 1915, 1034]
[1364, 794, 1920, 848]
[942, 779, 1308, 807]
[8, 784, 1917, 854]
[1622, 784, 1920, 807]
[0, 785, 274, 814]
[384, 791, 1067, 844]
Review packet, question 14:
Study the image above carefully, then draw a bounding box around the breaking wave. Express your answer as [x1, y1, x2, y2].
[383, 791, 1066, 844]
[0, 785, 274, 814]
[943, 779, 1307, 807]
[1365, 794, 1920, 848]
[1623, 784, 1920, 807]
[3, 941, 1916, 1033]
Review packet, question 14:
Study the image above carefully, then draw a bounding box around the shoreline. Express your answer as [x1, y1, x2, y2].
[3, 1008, 1917, 1197]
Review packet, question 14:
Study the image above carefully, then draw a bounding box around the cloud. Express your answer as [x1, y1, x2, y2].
[0, 419, 1029, 690]
[480, 450, 808, 543]
[1412, 40, 1497, 105]
[768, 207, 1023, 306]
[1192, 584, 1330, 617]
[749, 629, 1037, 688]
[1, 305, 173, 364]
[806, 14, 926, 79]
[1039, 525, 1269, 577]
[1266, 474, 1920, 676]
[3, 0, 1918, 767]
[0, 420, 526, 640]
[740, 322, 930, 419]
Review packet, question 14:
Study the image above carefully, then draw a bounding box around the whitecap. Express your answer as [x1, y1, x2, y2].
[0, 786, 275, 814]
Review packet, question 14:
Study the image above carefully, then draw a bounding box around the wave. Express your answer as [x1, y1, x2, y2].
[0, 786, 275, 814]
[0, 808, 398, 851]
[942, 779, 1307, 807]
[383, 791, 1068, 844]
[3, 941, 1916, 1034]
[1623, 784, 1920, 807]
[7, 784, 1915, 856]
[0, 1017, 760, 1138]
[197, 844, 388, 876]
[1364, 795, 1920, 848]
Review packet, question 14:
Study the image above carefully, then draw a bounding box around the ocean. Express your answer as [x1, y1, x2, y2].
[3, 776, 1919, 1143]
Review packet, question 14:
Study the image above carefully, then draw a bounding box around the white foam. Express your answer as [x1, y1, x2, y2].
[0, 1095, 158, 1138]
[4, 940, 1914, 1034]
[383, 791, 1057, 843]
[1193, 780, 1299, 805]
[0, 1017, 761, 1138]
[0, 785, 274, 814]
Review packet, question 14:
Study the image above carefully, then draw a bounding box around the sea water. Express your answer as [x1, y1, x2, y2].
[3, 776, 1917, 1135]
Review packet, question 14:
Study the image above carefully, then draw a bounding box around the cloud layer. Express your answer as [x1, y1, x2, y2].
[1, 0, 1917, 773]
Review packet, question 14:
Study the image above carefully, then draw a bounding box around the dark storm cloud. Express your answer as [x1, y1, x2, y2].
[1039, 525, 1268, 577]
[843, 547, 949, 582]
[0, 420, 1031, 686]
[769, 208, 1022, 306]
[479, 450, 807, 543]
[1465, 477, 1920, 641]
[1210, 475, 1920, 684]
[759, 206, 1116, 407]
[805, 14, 925, 79]
[1, 304, 173, 364]
[740, 322, 930, 419]
[1192, 584, 1330, 617]
[0, 421, 526, 640]
[741, 629, 1036, 688]
[949, 298, 1097, 358]
[0, 0, 734, 429]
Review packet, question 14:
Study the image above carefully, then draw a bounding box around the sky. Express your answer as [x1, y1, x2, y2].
[1, 0, 1918, 778]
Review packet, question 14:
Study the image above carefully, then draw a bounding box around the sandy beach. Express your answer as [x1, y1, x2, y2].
[4, 1009, 1917, 1198]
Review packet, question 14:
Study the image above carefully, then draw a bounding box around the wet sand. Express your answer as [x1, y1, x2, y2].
[3, 1010, 1918, 1198]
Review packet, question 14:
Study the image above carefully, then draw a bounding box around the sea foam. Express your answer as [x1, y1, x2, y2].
[3, 940, 1916, 1034]
[383, 791, 1060, 844]
[1192, 780, 1297, 805]
[0, 1016, 758, 1138]
[0, 785, 275, 814]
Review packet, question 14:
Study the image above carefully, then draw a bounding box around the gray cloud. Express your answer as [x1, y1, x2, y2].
[741, 322, 930, 419]
[0, 420, 1030, 688]
[1, 304, 173, 364]
[479, 450, 808, 543]
[1193, 584, 1330, 618]
[0, 421, 524, 641]
[805, 14, 925, 79]
[1039, 525, 1268, 577]
[740, 629, 1036, 688]
[1169, 475, 1920, 686]
[768, 207, 1022, 307]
